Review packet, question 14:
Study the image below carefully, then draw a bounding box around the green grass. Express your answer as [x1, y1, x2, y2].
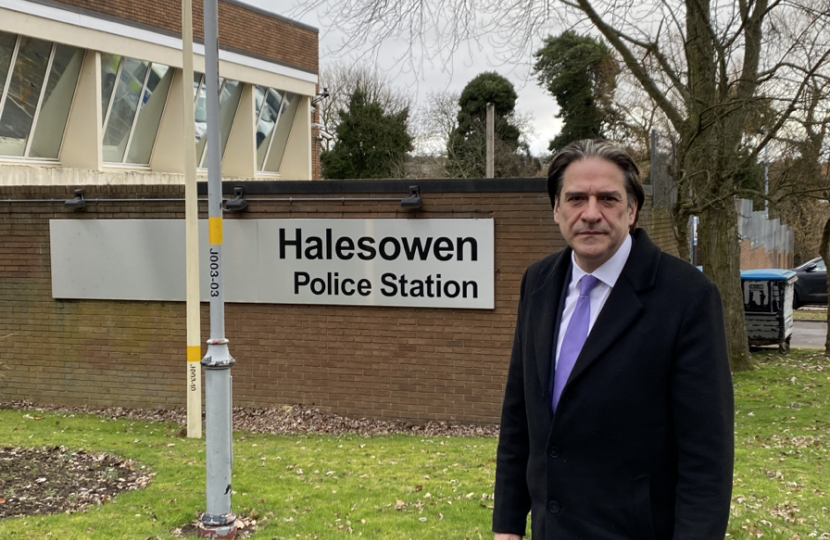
[792, 309, 827, 322]
[0, 413, 497, 539]
[730, 349, 830, 539]
[1, 349, 829, 540]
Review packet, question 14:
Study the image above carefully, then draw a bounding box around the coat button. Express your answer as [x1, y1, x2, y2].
[549, 447, 560, 458]
[548, 500, 560, 513]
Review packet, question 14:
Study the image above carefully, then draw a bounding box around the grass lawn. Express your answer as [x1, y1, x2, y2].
[1, 349, 829, 540]
[792, 310, 827, 322]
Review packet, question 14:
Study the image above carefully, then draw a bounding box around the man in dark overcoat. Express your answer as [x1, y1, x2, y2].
[493, 139, 734, 540]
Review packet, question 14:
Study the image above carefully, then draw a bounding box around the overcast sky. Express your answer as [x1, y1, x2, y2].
[240, 0, 564, 156]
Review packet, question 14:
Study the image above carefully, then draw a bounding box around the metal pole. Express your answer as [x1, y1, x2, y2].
[198, 0, 236, 537]
[485, 102, 494, 179]
[764, 141, 769, 217]
[182, 0, 202, 441]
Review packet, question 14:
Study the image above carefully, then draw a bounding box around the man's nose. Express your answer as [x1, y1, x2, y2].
[581, 198, 602, 221]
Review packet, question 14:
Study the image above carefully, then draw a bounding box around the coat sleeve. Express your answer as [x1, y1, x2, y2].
[492, 270, 533, 536]
[671, 279, 734, 539]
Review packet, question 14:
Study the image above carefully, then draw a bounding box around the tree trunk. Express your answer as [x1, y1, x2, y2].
[672, 194, 692, 263]
[699, 198, 753, 371]
[820, 218, 830, 356]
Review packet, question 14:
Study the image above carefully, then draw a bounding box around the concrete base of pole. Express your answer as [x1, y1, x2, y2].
[197, 514, 237, 539]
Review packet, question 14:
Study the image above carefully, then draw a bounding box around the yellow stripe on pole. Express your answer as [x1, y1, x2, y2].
[187, 345, 201, 362]
[209, 217, 223, 245]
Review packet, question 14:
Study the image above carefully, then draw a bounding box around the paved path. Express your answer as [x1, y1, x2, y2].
[792, 319, 827, 349]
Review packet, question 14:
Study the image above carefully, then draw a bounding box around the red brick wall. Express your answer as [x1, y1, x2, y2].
[0, 183, 672, 422]
[739, 239, 793, 270]
[49, 0, 318, 74]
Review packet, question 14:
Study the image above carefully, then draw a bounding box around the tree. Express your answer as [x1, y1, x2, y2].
[533, 31, 620, 152]
[320, 89, 413, 179]
[769, 80, 830, 354]
[411, 90, 460, 157]
[446, 72, 539, 178]
[317, 62, 412, 151]
[297, 0, 830, 370]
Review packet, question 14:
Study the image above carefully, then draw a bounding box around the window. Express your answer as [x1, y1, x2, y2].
[195, 76, 243, 167]
[255, 86, 299, 173]
[101, 55, 172, 164]
[0, 32, 82, 160]
[30, 44, 85, 158]
[193, 72, 207, 147]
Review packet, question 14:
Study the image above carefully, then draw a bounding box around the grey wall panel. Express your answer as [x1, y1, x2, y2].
[51, 219, 188, 301]
[221, 220, 260, 303]
[51, 219, 263, 302]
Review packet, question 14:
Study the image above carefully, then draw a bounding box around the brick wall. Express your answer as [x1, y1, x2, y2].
[49, 0, 318, 74]
[740, 239, 793, 270]
[641, 205, 679, 258]
[0, 182, 671, 423]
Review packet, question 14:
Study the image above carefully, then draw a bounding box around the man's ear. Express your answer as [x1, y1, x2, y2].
[553, 198, 560, 223]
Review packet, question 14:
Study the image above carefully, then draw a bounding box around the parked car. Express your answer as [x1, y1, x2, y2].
[792, 257, 827, 308]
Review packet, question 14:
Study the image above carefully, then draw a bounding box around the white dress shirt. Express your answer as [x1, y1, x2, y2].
[554, 234, 633, 368]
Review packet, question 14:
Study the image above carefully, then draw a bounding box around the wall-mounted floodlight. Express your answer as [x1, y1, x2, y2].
[400, 185, 422, 210]
[311, 87, 330, 107]
[64, 189, 86, 210]
[224, 186, 248, 212]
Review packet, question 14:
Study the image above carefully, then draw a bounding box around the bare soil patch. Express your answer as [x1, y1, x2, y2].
[0, 444, 153, 519]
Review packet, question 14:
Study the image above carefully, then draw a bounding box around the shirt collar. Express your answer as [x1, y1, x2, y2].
[570, 233, 633, 288]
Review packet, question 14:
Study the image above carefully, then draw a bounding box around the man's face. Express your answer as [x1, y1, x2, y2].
[553, 157, 636, 273]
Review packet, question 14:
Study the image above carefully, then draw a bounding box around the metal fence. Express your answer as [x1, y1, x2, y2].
[738, 198, 794, 254]
[650, 130, 676, 209]
[649, 130, 794, 265]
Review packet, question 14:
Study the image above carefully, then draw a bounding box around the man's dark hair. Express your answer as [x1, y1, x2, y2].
[546, 139, 645, 231]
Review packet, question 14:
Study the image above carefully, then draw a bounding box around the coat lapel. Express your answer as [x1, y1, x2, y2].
[563, 229, 661, 394]
[529, 249, 572, 410]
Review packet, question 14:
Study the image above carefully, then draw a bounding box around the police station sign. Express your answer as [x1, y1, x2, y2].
[269, 219, 494, 309]
[50, 218, 495, 310]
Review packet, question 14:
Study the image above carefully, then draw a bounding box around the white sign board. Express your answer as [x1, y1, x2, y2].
[265, 219, 493, 308]
[50, 218, 494, 310]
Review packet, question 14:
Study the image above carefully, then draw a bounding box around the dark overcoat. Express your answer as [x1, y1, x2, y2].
[493, 229, 734, 540]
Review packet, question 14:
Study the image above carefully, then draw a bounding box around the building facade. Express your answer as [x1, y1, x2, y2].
[0, 0, 320, 185]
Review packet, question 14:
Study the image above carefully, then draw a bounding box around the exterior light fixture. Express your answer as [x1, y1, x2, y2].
[64, 189, 86, 210]
[400, 185, 422, 210]
[224, 186, 248, 212]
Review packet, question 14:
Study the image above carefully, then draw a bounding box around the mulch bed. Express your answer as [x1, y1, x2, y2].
[0, 400, 500, 438]
[0, 444, 153, 519]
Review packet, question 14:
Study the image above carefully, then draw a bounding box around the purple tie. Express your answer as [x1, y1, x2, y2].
[553, 274, 599, 412]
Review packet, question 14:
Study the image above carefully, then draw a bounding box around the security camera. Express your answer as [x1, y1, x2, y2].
[64, 189, 86, 210]
[311, 123, 325, 130]
[224, 186, 248, 212]
[315, 130, 334, 141]
[311, 88, 330, 106]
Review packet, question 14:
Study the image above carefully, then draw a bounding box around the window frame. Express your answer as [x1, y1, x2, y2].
[0, 35, 21, 127]
[23, 43, 57, 158]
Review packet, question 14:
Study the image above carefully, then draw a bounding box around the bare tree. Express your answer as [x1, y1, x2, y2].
[295, 0, 830, 370]
[770, 78, 830, 354]
[411, 90, 461, 156]
[317, 62, 414, 150]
